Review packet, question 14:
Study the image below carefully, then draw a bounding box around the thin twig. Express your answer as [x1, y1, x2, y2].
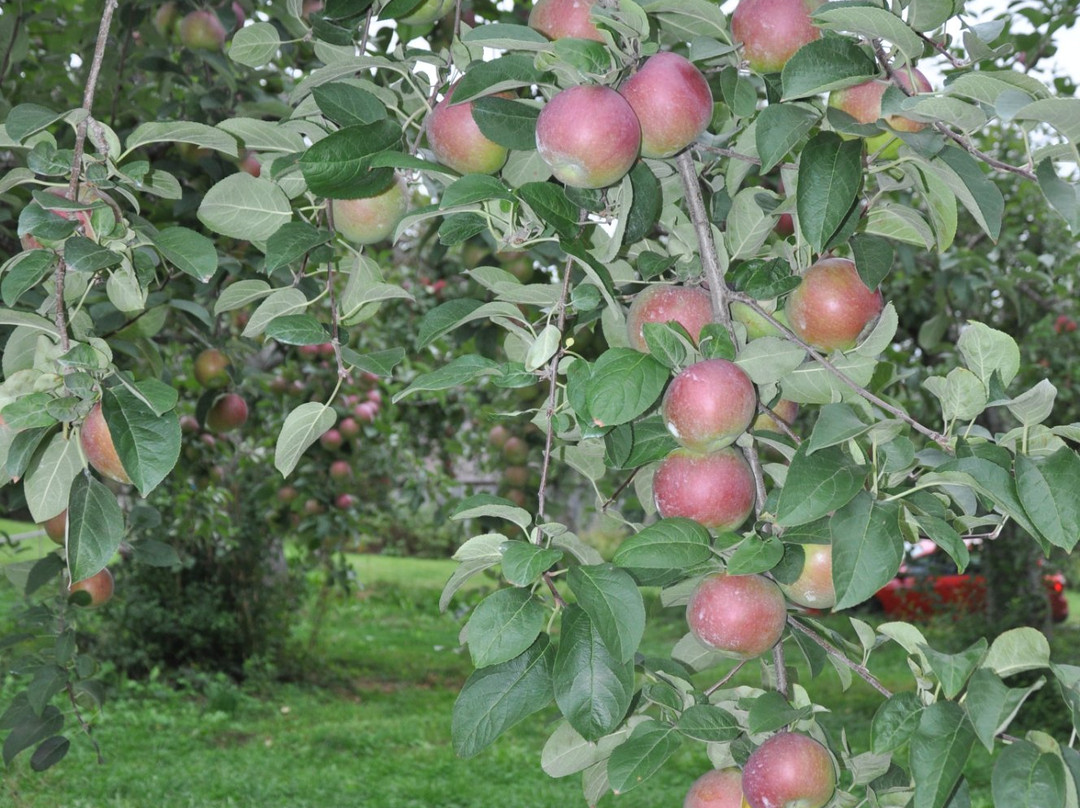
[913, 29, 965, 69]
[743, 444, 768, 522]
[694, 145, 797, 173]
[66, 682, 105, 765]
[787, 617, 892, 697]
[773, 642, 789, 700]
[536, 256, 574, 523]
[601, 468, 639, 512]
[704, 659, 749, 696]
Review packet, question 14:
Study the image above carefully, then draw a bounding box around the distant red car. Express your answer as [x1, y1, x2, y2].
[874, 539, 1068, 623]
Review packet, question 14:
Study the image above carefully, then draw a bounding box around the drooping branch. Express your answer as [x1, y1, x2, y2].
[787, 617, 892, 698]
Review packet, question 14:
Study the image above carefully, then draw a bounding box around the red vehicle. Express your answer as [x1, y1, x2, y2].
[874, 539, 1069, 623]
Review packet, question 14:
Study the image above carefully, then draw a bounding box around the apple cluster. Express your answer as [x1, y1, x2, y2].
[488, 424, 534, 509]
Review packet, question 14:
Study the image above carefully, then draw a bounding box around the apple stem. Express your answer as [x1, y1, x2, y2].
[601, 468, 639, 512]
[787, 617, 893, 698]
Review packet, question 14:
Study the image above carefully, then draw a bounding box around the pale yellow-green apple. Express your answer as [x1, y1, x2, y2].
[488, 424, 511, 450]
[503, 436, 529, 465]
[684, 767, 745, 808]
[653, 448, 755, 531]
[42, 510, 68, 545]
[426, 81, 510, 175]
[528, 0, 603, 42]
[331, 174, 408, 245]
[785, 257, 883, 351]
[69, 567, 115, 608]
[662, 359, 757, 452]
[742, 733, 836, 808]
[618, 52, 713, 158]
[179, 9, 227, 50]
[778, 543, 835, 609]
[687, 573, 787, 659]
[194, 348, 230, 388]
[205, 392, 248, 433]
[401, 0, 454, 25]
[730, 299, 786, 340]
[81, 402, 132, 484]
[153, 1, 180, 37]
[626, 285, 713, 353]
[535, 85, 641, 189]
[753, 399, 798, 433]
[829, 68, 933, 157]
[504, 465, 529, 488]
[731, 0, 823, 73]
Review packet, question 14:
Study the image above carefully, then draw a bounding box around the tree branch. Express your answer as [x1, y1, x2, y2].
[787, 617, 893, 698]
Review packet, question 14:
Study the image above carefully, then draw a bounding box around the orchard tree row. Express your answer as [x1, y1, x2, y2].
[3, 0, 1080, 805]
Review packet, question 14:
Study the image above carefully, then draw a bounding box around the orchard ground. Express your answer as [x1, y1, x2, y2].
[3, 534, 1079, 808]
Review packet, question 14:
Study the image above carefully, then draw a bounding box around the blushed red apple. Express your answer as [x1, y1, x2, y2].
[785, 257, 883, 351]
[205, 393, 248, 433]
[69, 567, 115, 608]
[194, 348, 230, 388]
[81, 402, 132, 484]
[626, 285, 713, 353]
[179, 9, 227, 50]
[829, 69, 933, 132]
[662, 359, 757, 452]
[42, 510, 67, 545]
[528, 0, 603, 42]
[742, 733, 836, 808]
[653, 448, 755, 531]
[778, 543, 836, 609]
[687, 572, 787, 659]
[332, 174, 408, 245]
[731, 0, 823, 73]
[427, 81, 510, 175]
[619, 52, 713, 158]
[684, 767, 744, 808]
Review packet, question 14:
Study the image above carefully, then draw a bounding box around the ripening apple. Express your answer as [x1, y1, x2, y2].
[335, 493, 356, 509]
[320, 428, 343, 451]
[205, 393, 248, 433]
[829, 68, 933, 136]
[626, 285, 713, 353]
[489, 424, 511, 450]
[69, 567, 115, 608]
[528, 0, 604, 42]
[688, 572, 786, 658]
[353, 401, 378, 422]
[179, 9, 227, 50]
[504, 466, 529, 488]
[777, 543, 836, 609]
[730, 299, 786, 341]
[742, 733, 836, 808]
[503, 436, 529, 465]
[753, 399, 798, 433]
[153, 2, 180, 37]
[42, 510, 67, 545]
[684, 768, 744, 808]
[618, 52, 713, 158]
[339, 417, 361, 439]
[536, 85, 641, 189]
[20, 186, 99, 251]
[731, 0, 823, 73]
[653, 448, 755, 531]
[662, 359, 757, 452]
[332, 174, 408, 245]
[81, 402, 132, 485]
[400, 0, 454, 25]
[194, 348, 230, 388]
[426, 81, 509, 175]
[785, 258, 884, 351]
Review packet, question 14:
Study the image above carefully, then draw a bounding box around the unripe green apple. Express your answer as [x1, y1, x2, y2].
[426, 81, 510, 175]
[742, 733, 836, 808]
[194, 348, 230, 388]
[753, 399, 798, 433]
[528, 0, 604, 42]
[777, 543, 835, 609]
[536, 85, 641, 189]
[153, 2, 180, 38]
[653, 448, 755, 531]
[400, 0, 453, 25]
[626, 285, 713, 353]
[731, 0, 823, 73]
[179, 9, 227, 51]
[684, 767, 744, 808]
[687, 573, 786, 659]
[730, 300, 786, 340]
[662, 359, 757, 453]
[785, 258, 883, 351]
[81, 402, 132, 485]
[205, 393, 249, 433]
[332, 175, 408, 245]
[69, 567, 115, 608]
[618, 52, 713, 159]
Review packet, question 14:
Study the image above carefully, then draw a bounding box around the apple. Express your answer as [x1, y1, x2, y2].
[400, 0, 454, 25]
[489, 424, 511, 450]
[329, 460, 352, 480]
[427, 81, 510, 175]
[784, 257, 884, 351]
[205, 393, 248, 433]
[829, 68, 933, 132]
[504, 488, 529, 508]
[730, 300, 786, 340]
[742, 733, 836, 808]
[153, 2, 180, 38]
[279, 485, 299, 503]
[687, 572, 787, 659]
[777, 543, 835, 609]
[730, 0, 823, 73]
[42, 510, 67, 545]
[180, 414, 200, 433]
[81, 402, 132, 485]
[662, 359, 757, 452]
[179, 9, 227, 51]
[618, 52, 713, 158]
[503, 436, 529, 465]
[332, 174, 408, 245]
[684, 767, 744, 808]
[753, 399, 798, 433]
[20, 186, 99, 251]
[653, 448, 755, 531]
[504, 466, 529, 488]
[354, 401, 378, 422]
[528, 0, 603, 42]
[194, 348, 230, 388]
[238, 150, 261, 177]
[302, 498, 324, 515]
[536, 85, 641, 189]
[339, 417, 361, 438]
[335, 493, 356, 509]
[69, 567, 115, 608]
[776, 211, 794, 237]
[627, 285, 714, 353]
[320, 428, 343, 451]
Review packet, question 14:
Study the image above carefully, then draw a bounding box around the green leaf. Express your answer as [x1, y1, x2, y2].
[982, 627, 1051, 678]
[1036, 158, 1079, 232]
[453, 54, 548, 101]
[606, 719, 683, 795]
[957, 321, 1020, 389]
[1, 394, 58, 431]
[340, 347, 406, 378]
[243, 287, 309, 338]
[198, 174, 292, 241]
[604, 417, 679, 470]
[992, 739, 1066, 808]
[4, 103, 68, 143]
[676, 705, 740, 743]
[806, 403, 871, 454]
[584, 349, 668, 428]
[472, 97, 539, 151]
[612, 518, 713, 570]
[748, 691, 813, 734]
[1016, 449, 1080, 552]
[553, 606, 635, 741]
[229, 21, 281, 68]
[965, 668, 1044, 751]
[831, 492, 905, 610]
[264, 314, 330, 346]
[850, 233, 895, 289]
[1006, 379, 1057, 427]
[125, 121, 238, 157]
[29, 735, 70, 772]
[451, 493, 533, 534]
[567, 564, 645, 664]
[923, 638, 988, 700]
[440, 175, 515, 209]
[311, 83, 388, 127]
[2, 703, 63, 767]
[781, 37, 878, 100]
[872, 692, 924, 754]
[150, 227, 218, 282]
[797, 132, 863, 253]
[813, 5, 925, 62]
[625, 162, 662, 245]
[298, 121, 402, 198]
[927, 456, 1039, 541]
[1, 250, 55, 307]
[393, 355, 501, 402]
[460, 23, 550, 50]
[911, 702, 976, 808]
[932, 148, 1004, 242]
[102, 384, 181, 497]
[214, 279, 272, 315]
[274, 402, 336, 478]
[67, 474, 124, 584]
[23, 431, 82, 523]
[452, 635, 555, 758]
[62, 237, 122, 273]
[776, 444, 867, 528]
[264, 222, 332, 273]
[727, 534, 784, 575]
[755, 103, 820, 172]
[438, 213, 486, 245]
[466, 588, 546, 669]
[518, 182, 580, 240]
[501, 541, 563, 586]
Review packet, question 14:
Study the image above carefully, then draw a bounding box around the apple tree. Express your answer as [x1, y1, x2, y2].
[3, 0, 1080, 804]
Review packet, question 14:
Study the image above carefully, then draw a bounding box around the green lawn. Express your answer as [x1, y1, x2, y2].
[2, 547, 1079, 807]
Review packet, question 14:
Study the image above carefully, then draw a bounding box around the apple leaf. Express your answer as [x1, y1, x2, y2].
[797, 132, 863, 253]
[567, 564, 645, 664]
[311, 82, 387, 127]
[453, 54, 549, 102]
[1016, 448, 1080, 551]
[125, 121, 238, 158]
[625, 162, 662, 244]
[297, 120, 401, 199]
[197, 173, 292, 241]
[813, 5, 925, 62]
[274, 401, 336, 478]
[29, 736, 69, 773]
[264, 314, 330, 346]
[1, 250, 55, 307]
[982, 627, 1051, 678]
[780, 37, 878, 100]
[612, 518, 713, 570]
[606, 719, 683, 795]
[213, 279, 272, 315]
[264, 222, 331, 273]
[922, 638, 988, 700]
[872, 692, 924, 754]
[67, 474, 124, 584]
[965, 668, 1044, 752]
[776, 444, 867, 527]
[102, 384, 181, 497]
[393, 355, 502, 402]
[603, 417, 679, 470]
[149, 227, 218, 282]
[931, 147, 1004, 242]
[472, 97, 539, 151]
[500, 541, 563, 586]
[910, 702, 976, 808]
[460, 23, 550, 50]
[831, 492, 904, 610]
[676, 705, 740, 743]
[806, 403, 871, 455]
[991, 740, 1066, 808]
[23, 431, 82, 524]
[583, 348, 667, 428]
[229, 22, 281, 68]
[756, 102, 820, 171]
[63, 237, 123, 274]
[466, 588, 546, 669]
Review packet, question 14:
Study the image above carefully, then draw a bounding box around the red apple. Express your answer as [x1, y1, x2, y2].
[353, 401, 378, 422]
[320, 428, 343, 451]
[42, 510, 67, 545]
[205, 393, 248, 433]
[742, 733, 836, 808]
[81, 402, 132, 485]
[279, 485, 299, 503]
[69, 567, 115, 608]
[335, 493, 356, 509]
[627, 285, 714, 353]
[528, 0, 603, 42]
[662, 359, 757, 452]
[180, 414, 200, 433]
[777, 543, 835, 609]
[489, 424, 511, 449]
[179, 9, 227, 50]
[653, 448, 755, 531]
[784, 258, 884, 351]
[536, 85, 641, 189]
[427, 81, 510, 175]
[329, 460, 352, 480]
[731, 0, 823, 73]
[194, 348, 230, 388]
[238, 150, 262, 177]
[829, 68, 933, 132]
[687, 572, 787, 659]
[684, 767, 744, 808]
[302, 498, 324, 515]
[339, 417, 361, 438]
[504, 466, 529, 487]
[619, 52, 713, 158]
[332, 174, 408, 245]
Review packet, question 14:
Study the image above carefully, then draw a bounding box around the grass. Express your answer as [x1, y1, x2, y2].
[3, 543, 1080, 807]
